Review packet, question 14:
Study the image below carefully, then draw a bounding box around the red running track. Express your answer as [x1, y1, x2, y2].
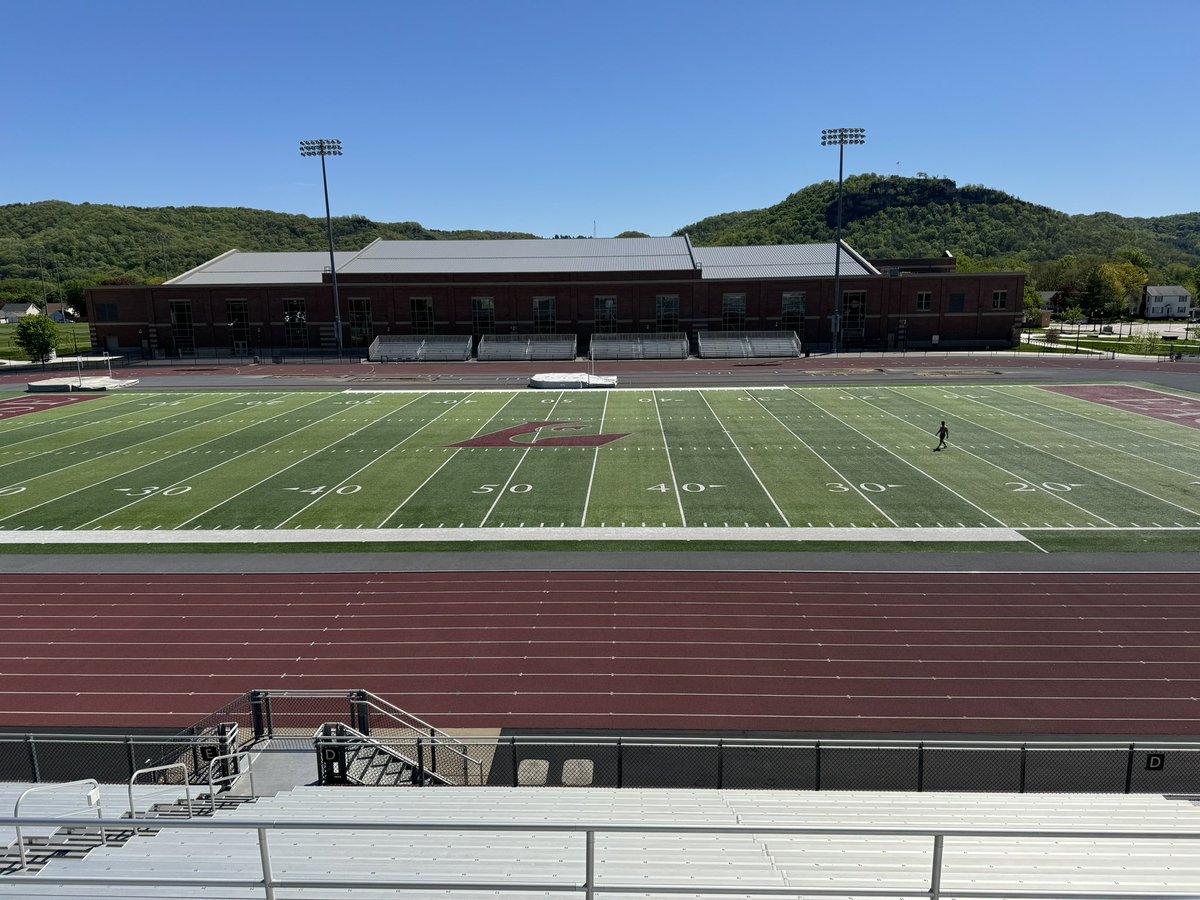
[2, 571, 1199, 736]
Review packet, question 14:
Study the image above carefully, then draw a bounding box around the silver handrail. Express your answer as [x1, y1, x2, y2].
[128, 763, 192, 820]
[357, 699, 485, 784]
[1, 813, 1198, 899]
[207, 750, 254, 809]
[12, 779, 106, 871]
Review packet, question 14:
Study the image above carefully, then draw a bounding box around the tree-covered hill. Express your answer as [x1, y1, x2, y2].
[0, 200, 538, 284]
[675, 175, 1200, 268]
[2, 181, 1199, 311]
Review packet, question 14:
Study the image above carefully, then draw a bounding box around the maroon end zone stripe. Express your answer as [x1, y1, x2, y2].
[1042, 384, 1200, 429]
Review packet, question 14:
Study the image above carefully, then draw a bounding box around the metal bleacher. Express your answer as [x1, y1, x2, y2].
[7, 784, 1200, 897]
[366, 334, 471, 362]
[697, 330, 802, 358]
[589, 332, 688, 360]
[476, 333, 577, 361]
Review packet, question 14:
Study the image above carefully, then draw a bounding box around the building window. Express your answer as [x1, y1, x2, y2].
[94, 302, 119, 322]
[225, 299, 249, 354]
[533, 296, 556, 334]
[594, 295, 617, 333]
[655, 294, 679, 332]
[948, 293, 965, 313]
[411, 297, 433, 333]
[781, 292, 805, 337]
[992, 290, 1007, 309]
[169, 299, 195, 356]
[722, 293, 746, 330]
[349, 298, 371, 347]
[471, 296, 495, 335]
[283, 298, 308, 348]
[916, 291, 932, 312]
[842, 291, 866, 338]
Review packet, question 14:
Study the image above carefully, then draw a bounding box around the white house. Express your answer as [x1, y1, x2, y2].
[0, 302, 40, 324]
[1143, 285, 1193, 320]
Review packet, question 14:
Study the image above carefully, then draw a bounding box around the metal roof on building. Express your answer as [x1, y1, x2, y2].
[337, 237, 696, 274]
[692, 243, 878, 280]
[167, 251, 359, 286]
[1146, 285, 1192, 297]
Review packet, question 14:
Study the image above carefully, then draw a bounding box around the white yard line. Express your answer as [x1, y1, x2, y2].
[985, 386, 1200, 468]
[891, 387, 1200, 520]
[698, 391, 790, 527]
[791, 388, 1013, 528]
[379, 392, 522, 527]
[80, 393, 341, 528]
[0, 393, 243, 525]
[579, 391, 609, 527]
[175, 394, 427, 529]
[272, 393, 461, 528]
[652, 390, 687, 526]
[479, 393, 568, 527]
[748, 390, 897, 527]
[0, 393, 152, 446]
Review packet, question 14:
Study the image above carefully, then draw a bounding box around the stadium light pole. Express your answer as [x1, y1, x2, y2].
[300, 139, 344, 357]
[821, 128, 866, 353]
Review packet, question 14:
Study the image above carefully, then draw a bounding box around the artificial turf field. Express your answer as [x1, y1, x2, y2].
[1, 382, 1199, 553]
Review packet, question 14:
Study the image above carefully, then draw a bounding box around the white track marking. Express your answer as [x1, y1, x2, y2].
[700, 388, 792, 525]
[652, 390, 687, 526]
[580, 391, 609, 527]
[891, 387, 1200, 519]
[379, 392, 522, 527]
[747, 390, 896, 526]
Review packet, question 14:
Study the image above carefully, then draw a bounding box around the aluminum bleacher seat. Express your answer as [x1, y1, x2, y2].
[13, 786, 1200, 898]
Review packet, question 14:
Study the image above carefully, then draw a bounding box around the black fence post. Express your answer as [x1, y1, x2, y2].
[250, 691, 267, 741]
[1019, 743, 1027, 793]
[510, 737, 518, 787]
[429, 726, 437, 775]
[26, 735, 40, 783]
[917, 742, 925, 792]
[352, 690, 371, 737]
[416, 738, 426, 786]
[1125, 743, 1136, 794]
[814, 741, 821, 792]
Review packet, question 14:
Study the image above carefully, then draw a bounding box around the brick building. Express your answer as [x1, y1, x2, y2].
[85, 237, 1024, 358]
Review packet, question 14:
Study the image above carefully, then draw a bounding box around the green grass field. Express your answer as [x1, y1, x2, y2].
[2, 383, 1199, 553]
[0, 323, 92, 360]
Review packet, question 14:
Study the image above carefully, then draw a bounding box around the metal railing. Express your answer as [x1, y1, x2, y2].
[1, 813, 1197, 900]
[128, 763, 191, 820]
[0, 725, 239, 786]
[207, 750, 254, 809]
[12, 780, 107, 871]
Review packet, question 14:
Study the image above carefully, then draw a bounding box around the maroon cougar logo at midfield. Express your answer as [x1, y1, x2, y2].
[448, 421, 630, 448]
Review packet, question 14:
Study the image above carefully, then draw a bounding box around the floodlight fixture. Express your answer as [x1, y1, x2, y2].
[821, 127, 867, 353]
[300, 138, 345, 355]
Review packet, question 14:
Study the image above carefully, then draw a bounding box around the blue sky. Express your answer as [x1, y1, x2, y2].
[6, 0, 1197, 238]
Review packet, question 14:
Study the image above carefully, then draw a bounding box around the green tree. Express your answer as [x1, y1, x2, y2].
[13, 314, 60, 363]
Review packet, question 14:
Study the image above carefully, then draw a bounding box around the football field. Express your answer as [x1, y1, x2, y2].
[1, 383, 1199, 552]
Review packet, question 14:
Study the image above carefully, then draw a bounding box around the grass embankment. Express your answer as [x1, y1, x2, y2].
[0, 323, 92, 360]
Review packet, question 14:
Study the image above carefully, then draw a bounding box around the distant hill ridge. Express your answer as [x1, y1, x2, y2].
[2, 176, 1199, 286]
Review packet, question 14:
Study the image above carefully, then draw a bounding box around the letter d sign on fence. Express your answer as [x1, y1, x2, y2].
[1146, 753, 1166, 771]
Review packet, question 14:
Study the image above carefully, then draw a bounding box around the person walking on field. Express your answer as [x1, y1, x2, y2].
[934, 420, 949, 451]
